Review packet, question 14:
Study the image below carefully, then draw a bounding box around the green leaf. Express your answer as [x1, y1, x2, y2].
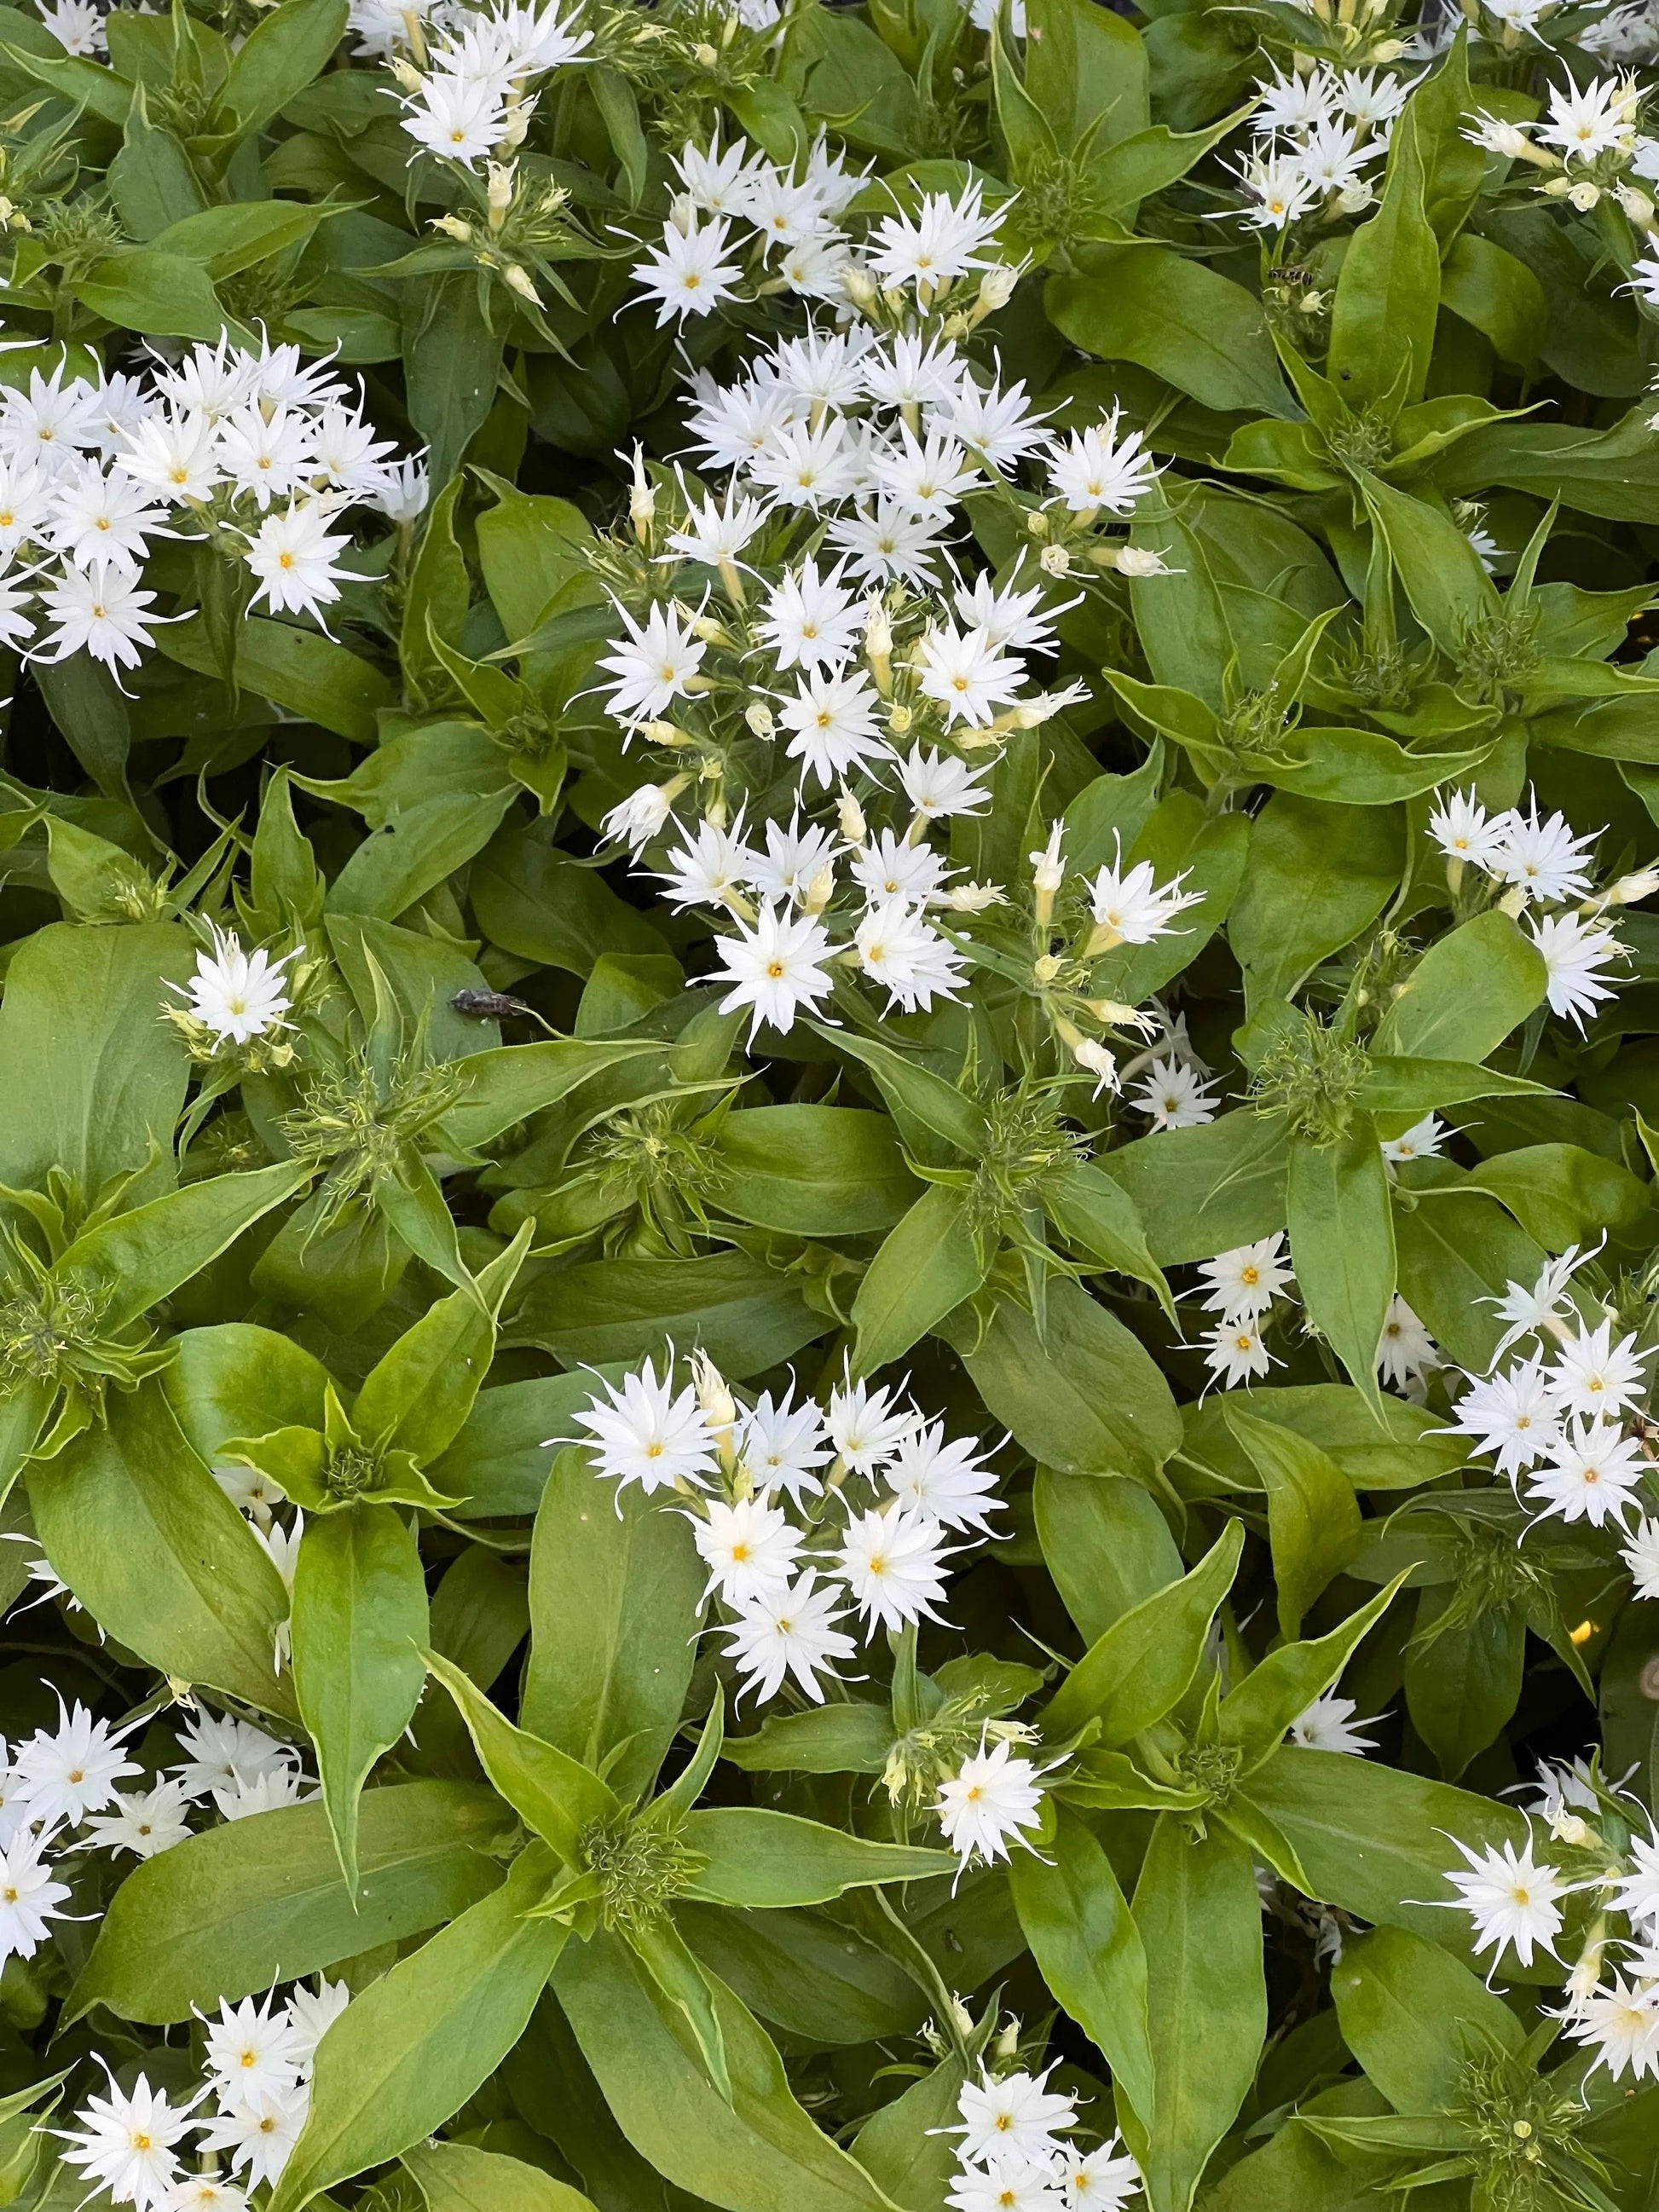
[1327, 106, 1439, 409]
[31, 1383, 296, 1719]
[851, 2058, 966, 2212]
[0, 921, 191, 1198]
[150, 199, 330, 279]
[160, 615, 395, 744]
[219, 0, 349, 139]
[853, 1184, 990, 1375]
[269, 1843, 570, 2212]
[950, 1277, 1182, 1478]
[1286, 1130, 1396, 1412]
[425, 1646, 620, 1860]
[1124, 1821, 1266, 2212]
[721, 1704, 895, 1776]
[1373, 910, 1547, 1060]
[292, 1505, 430, 1891]
[326, 790, 516, 921]
[1440, 232, 1547, 365]
[511, 1251, 821, 1378]
[1043, 1159, 1173, 1316]
[1044, 1518, 1241, 1743]
[1404, 1589, 1526, 1780]
[1047, 252, 1291, 419]
[1026, 0, 1147, 152]
[1330, 1925, 1523, 2115]
[1034, 1467, 1183, 1643]
[819, 1025, 991, 1159]
[1101, 1112, 1290, 1267]
[1394, 1189, 1545, 1372]
[1009, 1805, 1155, 2131]
[354, 1232, 529, 1469]
[1228, 796, 1402, 1013]
[522, 1447, 704, 1803]
[1218, 1578, 1408, 1773]
[557, 1929, 901, 2212]
[472, 830, 668, 976]
[67, 1782, 515, 2024]
[1225, 1409, 1361, 1641]
[1464, 1142, 1650, 1247]
[711, 1106, 920, 1235]
[59, 1160, 309, 1331]
[679, 1811, 954, 1907]
[73, 249, 234, 342]
[403, 2142, 596, 2212]
[405, 273, 505, 492]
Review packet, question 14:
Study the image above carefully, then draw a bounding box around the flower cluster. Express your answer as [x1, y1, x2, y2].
[0, 339, 423, 679]
[1428, 790, 1630, 1028]
[390, 1, 592, 166]
[1447, 1244, 1658, 1530]
[1229, 63, 1408, 234]
[57, 1976, 347, 2209]
[1192, 1231, 1436, 1395]
[944, 2067, 1142, 2212]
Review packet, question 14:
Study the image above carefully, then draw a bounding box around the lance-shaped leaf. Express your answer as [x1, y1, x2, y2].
[1373, 909, 1547, 1062]
[1332, 1925, 1523, 2117]
[425, 1646, 619, 1859]
[813, 1024, 990, 1161]
[268, 1842, 570, 2212]
[1042, 1159, 1174, 1316]
[1043, 1519, 1243, 1743]
[1360, 1056, 1552, 1117]
[55, 1160, 311, 1331]
[436, 1038, 662, 1154]
[1286, 1129, 1396, 1414]
[852, 1184, 989, 1375]
[1218, 1574, 1410, 1775]
[1225, 1407, 1361, 1640]
[402, 2140, 598, 2211]
[678, 1811, 956, 1908]
[629, 1910, 732, 2105]
[351, 1222, 532, 1470]
[1009, 1805, 1155, 2131]
[292, 1503, 429, 1893]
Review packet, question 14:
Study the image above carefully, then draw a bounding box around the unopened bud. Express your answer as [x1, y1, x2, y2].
[388, 55, 424, 91]
[1113, 546, 1174, 579]
[947, 881, 1004, 913]
[1072, 1037, 1119, 1095]
[994, 2017, 1020, 2059]
[1038, 544, 1072, 578]
[887, 704, 913, 736]
[1603, 867, 1659, 907]
[692, 40, 719, 66]
[1568, 179, 1602, 212]
[745, 701, 775, 738]
[804, 862, 836, 915]
[431, 213, 474, 242]
[978, 263, 1019, 314]
[1030, 822, 1066, 898]
[487, 159, 516, 217]
[837, 783, 867, 845]
[693, 1349, 737, 1434]
[501, 262, 540, 304]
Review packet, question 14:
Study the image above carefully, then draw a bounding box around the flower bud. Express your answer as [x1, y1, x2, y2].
[804, 862, 836, 915]
[1113, 546, 1174, 578]
[501, 262, 540, 304]
[431, 213, 474, 243]
[838, 783, 868, 846]
[745, 701, 775, 738]
[1038, 543, 1072, 578]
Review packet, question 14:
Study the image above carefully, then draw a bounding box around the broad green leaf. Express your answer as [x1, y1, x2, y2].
[1226, 1409, 1361, 1640]
[523, 1447, 704, 1803]
[1331, 1926, 1523, 2115]
[1465, 1142, 1650, 1247]
[557, 1929, 900, 2212]
[160, 615, 395, 744]
[1047, 255, 1291, 419]
[679, 1811, 954, 1907]
[353, 1228, 531, 1467]
[1033, 1467, 1183, 1643]
[510, 1250, 821, 1377]
[1009, 1805, 1155, 2130]
[852, 1184, 989, 1375]
[1286, 1130, 1396, 1412]
[1043, 1158, 1173, 1314]
[269, 1844, 570, 2212]
[1180, 1384, 1460, 1494]
[31, 1384, 296, 1719]
[711, 1106, 919, 1235]
[1373, 910, 1547, 1061]
[1043, 1519, 1242, 1742]
[436, 1039, 661, 1154]
[1403, 1590, 1526, 1781]
[218, 0, 347, 136]
[1123, 1821, 1266, 2212]
[425, 1646, 619, 1859]
[1228, 796, 1402, 1013]
[1327, 105, 1439, 408]
[403, 2141, 597, 2212]
[67, 1782, 515, 2024]
[1101, 1112, 1290, 1267]
[1218, 1578, 1408, 1773]
[292, 1505, 429, 1891]
[851, 2057, 965, 2212]
[59, 1161, 309, 1331]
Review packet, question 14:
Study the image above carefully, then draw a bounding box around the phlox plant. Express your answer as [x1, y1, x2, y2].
[7, 0, 1659, 2209]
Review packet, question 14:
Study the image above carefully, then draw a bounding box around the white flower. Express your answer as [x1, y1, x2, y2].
[867, 183, 1003, 291]
[1086, 839, 1204, 949]
[47, 464, 168, 575]
[757, 559, 864, 673]
[720, 1569, 857, 1703]
[598, 600, 708, 726]
[244, 500, 353, 619]
[203, 1994, 306, 2104]
[169, 924, 294, 1044]
[883, 1421, 1002, 1532]
[863, 331, 962, 413]
[0, 365, 101, 470]
[14, 1699, 138, 1826]
[1380, 1114, 1444, 1164]
[1230, 148, 1320, 230]
[34, 561, 163, 673]
[835, 1499, 953, 1632]
[1609, 1828, 1659, 1926]
[603, 783, 679, 857]
[711, 901, 835, 1039]
[1449, 1357, 1561, 1478]
[1203, 1318, 1274, 1389]
[674, 130, 765, 219]
[165, 2178, 251, 2210]
[568, 1356, 719, 1496]
[935, 1732, 1047, 1868]
[1526, 1419, 1647, 1528]
[1568, 1976, 1659, 2082]
[172, 1710, 292, 1801]
[1623, 1516, 1659, 1601]
[284, 1975, 350, 2069]
[1131, 1055, 1218, 1131]
[939, 372, 1050, 473]
[947, 2158, 1064, 2212]
[826, 499, 950, 588]
[0, 457, 51, 556]
[747, 415, 861, 510]
[666, 483, 766, 567]
[1491, 801, 1598, 904]
[369, 456, 431, 525]
[1061, 2138, 1143, 2212]
[1488, 1245, 1593, 1363]
[1198, 1235, 1292, 1321]
[57, 2075, 198, 2212]
[849, 829, 951, 908]
[212, 1766, 317, 1821]
[1539, 75, 1639, 163]
[1288, 1694, 1379, 1755]
[853, 901, 968, 1014]
[634, 214, 745, 323]
[660, 817, 757, 912]
[916, 622, 1026, 728]
[198, 2080, 309, 2188]
[1045, 415, 1159, 513]
[777, 665, 889, 787]
[402, 73, 508, 165]
[1529, 911, 1624, 1029]
[737, 1386, 832, 1502]
[870, 423, 980, 518]
[0, 1831, 71, 1961]
[827, 1372, 916, 1475]
[895, 744, 992, 822]
[115, 408, 222, 505]
[38, 0, 106, 55]
[1547, 1319, 1650, 1422]
[84, 1779, 193, 1859]
[954, 2067, 1078, 2166]
[693, 1495, 800, 1606]
[1442, 1834, 1569, 1967]
[1377, 1296, 1436, 1391]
